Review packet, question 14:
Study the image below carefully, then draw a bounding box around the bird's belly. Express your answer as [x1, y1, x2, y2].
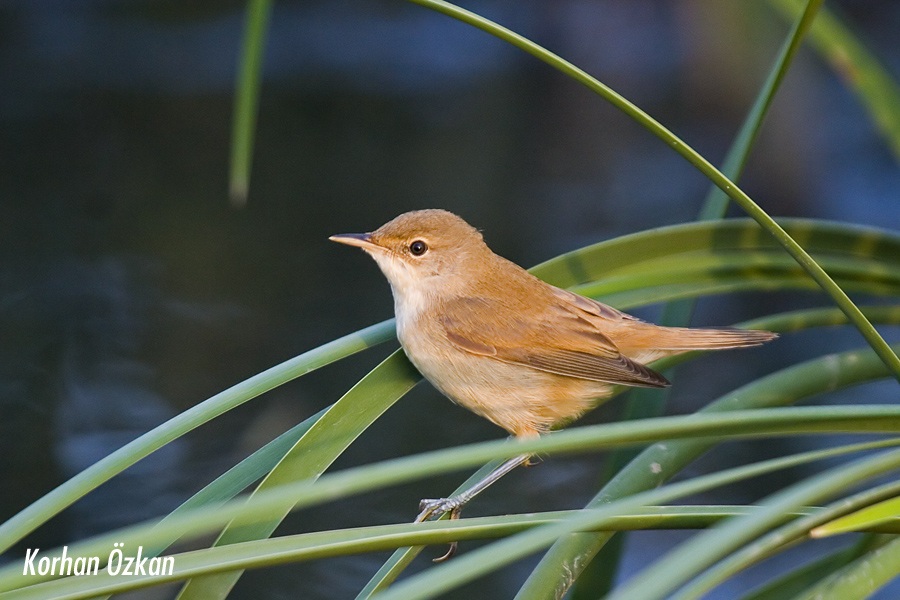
[399, 332, 613, 437]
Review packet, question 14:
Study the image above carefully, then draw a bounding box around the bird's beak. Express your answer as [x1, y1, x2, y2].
[329, 232, 380, 251]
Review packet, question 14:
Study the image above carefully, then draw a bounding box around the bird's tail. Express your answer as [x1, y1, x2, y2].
[648, 326, 777, 351]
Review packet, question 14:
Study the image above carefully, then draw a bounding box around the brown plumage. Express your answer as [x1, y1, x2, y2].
[332, 209, 778, 544]
[331, 209, 777, 438]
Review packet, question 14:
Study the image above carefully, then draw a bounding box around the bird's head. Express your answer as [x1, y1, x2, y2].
[330, 209, 489, 297]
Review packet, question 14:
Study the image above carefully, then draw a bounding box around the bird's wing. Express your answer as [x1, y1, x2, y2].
[546, 286, 639, 323]
[440, 295, 669, 388]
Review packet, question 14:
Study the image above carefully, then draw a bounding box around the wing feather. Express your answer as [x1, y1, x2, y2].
[440, 295, 669, 388]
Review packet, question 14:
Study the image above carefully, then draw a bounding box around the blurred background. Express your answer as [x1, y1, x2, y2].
[1, 0, 898, 598]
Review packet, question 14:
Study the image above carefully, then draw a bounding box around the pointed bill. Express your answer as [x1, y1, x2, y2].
[329, 232, 379, 251]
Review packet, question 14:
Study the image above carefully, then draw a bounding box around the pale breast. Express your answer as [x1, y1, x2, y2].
[392, 282, 432, 343]
[398, 320, 614, 437]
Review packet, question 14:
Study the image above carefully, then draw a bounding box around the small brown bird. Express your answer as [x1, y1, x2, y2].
[331, 209, 775, 555]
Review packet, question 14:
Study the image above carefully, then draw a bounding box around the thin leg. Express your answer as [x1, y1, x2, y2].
[414, 453, 532, 562]
[415, 453, 532, 522]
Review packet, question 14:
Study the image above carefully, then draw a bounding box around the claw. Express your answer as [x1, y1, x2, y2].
[433, 541, 458, 563]
[413, 500, 463, 561]
[432, 506, 462, 563]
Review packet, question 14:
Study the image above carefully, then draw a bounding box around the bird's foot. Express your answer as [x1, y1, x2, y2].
[415, 497, 463, 522]
[415, 498, 463, 562]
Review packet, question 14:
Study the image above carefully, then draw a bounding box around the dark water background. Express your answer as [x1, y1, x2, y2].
[2, 1, 899, 598]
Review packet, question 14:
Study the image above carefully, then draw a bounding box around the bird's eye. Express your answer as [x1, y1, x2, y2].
[409, 240, 428, 256]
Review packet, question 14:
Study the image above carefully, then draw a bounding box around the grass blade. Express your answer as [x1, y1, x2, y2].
[0, 321, 394, 555]
[737, 535, 887, 600]
[229, 0, 272, 205]
[367, 449, 900, 600]
[789, 536, 900, 600]
[672, 480, 900, 599]
[607, 450, 900, 600]
[5, 405, 900, 594]
[176, 350, 420, 599]
[769, 0, 900, 162]
[409, 0, 900, 381]
[810, 496, 900, 538]
[699, 0, 822, 220]
[8, 439, 900, 600]
[517, 339, 900, 599]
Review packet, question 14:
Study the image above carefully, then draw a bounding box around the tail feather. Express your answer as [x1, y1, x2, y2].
[651, 327, 778, 351]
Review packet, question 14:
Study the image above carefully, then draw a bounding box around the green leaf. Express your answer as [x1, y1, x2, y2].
[408, 0, 900, 379]
[517, 338, 900, 598]
[789, 536, 900, 600]
[769, 0, 900, 162]
[7, 439, 900, 600]
[672, 481, 900, 600]
[810, 496, 900, 538]
[737, 535, 887, 600]
[145, 406, 329, 552]
[176, 350, 421, 599]
[56, 408, 331, 600]
[368, 450, 900, 600]
[575, 2, 825, 589]
[6, 405, 900, 594]
[531, 218, 900, 290]
[0, 320, 394, 555]
[699, 0, 822, 220]
[229, 0, 272, 205]
[606, 450, 900, 600]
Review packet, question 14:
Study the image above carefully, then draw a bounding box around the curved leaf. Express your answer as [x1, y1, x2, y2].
[768, 0, 900, 161]
[737, 535, 888, 600]
[7, 439, 900, 600]
[518, 339, 900, 598]
[790, 536, 900, 600]
[176, 350, 420, 600]
[408, 0, 900, 378]
[5, 405, 900, 594]
[0, 320, 395, 554]
[370, 449, 900, 600]
[229, 0, 272, 205]
[810, 496, 900, 538]
[606, 450, 900, 600]
[672, 481, 900, 599]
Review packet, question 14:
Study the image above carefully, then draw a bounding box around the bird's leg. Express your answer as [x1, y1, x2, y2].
[415, 453, 532, 562]
[416, 453, 532, 522]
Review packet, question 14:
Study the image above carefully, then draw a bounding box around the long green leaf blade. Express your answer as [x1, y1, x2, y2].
[737, 535, 887, 600]
[672, 481, 900, 599]
[0, 321, 394, 555]
[176, 350, 420, 599]
[607, 451, 900, 600]
[699, 0, 822, 220]
[810, 496, 900, 538]
[790, 536, 900, 600]
[517, 340, 900, 598]
[5, 404, 900, 594]
[368, 450, 900, 600]
[407, 0, 900, 379]
[769, 0, 900, 161]
[229, 0, 272, 205]
[7, 440, 900, 600]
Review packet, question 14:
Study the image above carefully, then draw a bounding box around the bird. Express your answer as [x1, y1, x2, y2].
[330, 209, 776, 559]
